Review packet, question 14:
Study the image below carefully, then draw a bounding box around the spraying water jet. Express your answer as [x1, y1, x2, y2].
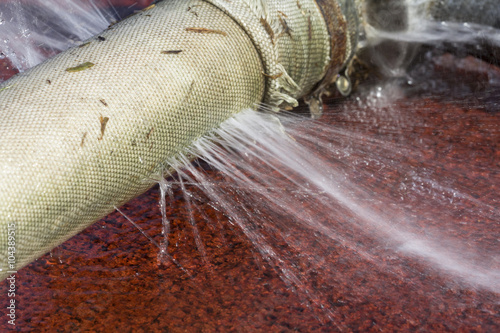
[0, 0, 499, 330]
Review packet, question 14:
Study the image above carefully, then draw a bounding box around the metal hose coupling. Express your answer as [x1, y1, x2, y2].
[0, 0, 357, 280]
[204, 0, 358, 117]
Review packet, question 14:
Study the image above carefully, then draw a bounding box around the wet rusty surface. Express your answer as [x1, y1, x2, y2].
[0, 57, 18, 82]
[0, 0, 499, 330]
[0, 51, 498, 332]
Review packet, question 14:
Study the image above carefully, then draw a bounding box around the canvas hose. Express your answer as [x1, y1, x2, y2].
[0, 0, 357, 280]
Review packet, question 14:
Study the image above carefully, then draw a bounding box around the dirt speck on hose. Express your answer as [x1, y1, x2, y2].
[66, 62, 95, 72]
[146, 127, 154, 140]
[187, 5, 200, 17]
[277, 15, 293, 40]
[185, 27, 228, 36]
[161, 50, 183, 54]
[98, 116, 109, 141]
[143, 4, 155, 12]
[80, 132, 87, 148]
[78, 42, 91, 48]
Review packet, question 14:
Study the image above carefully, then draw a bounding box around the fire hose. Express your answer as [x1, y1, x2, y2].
[0, 0, 357, 280]
[0, 0, 498, 280]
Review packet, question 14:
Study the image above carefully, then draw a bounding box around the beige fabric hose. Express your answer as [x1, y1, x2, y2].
[0, 0, 352, 280]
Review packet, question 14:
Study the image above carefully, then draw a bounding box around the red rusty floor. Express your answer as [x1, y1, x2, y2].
[0, 1, 499, 332]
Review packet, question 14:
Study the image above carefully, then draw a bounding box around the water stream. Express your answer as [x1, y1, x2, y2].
[0, 0, 498, 330]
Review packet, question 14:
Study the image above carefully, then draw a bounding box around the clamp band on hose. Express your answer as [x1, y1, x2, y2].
[205, 0, 336, 110]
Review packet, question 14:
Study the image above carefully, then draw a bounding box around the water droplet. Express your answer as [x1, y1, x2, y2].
[336, 74, 351, 96]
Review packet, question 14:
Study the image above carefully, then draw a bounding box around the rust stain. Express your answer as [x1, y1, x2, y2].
[186, 27, 227, 37]
[262, 72, 283, 80]
[260, 18, 275, 43]
[98, 116, 109, 141]
[277, 10, 288, 18]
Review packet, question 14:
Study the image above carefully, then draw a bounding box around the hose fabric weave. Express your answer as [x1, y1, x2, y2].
[0, 0, 336, 279]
